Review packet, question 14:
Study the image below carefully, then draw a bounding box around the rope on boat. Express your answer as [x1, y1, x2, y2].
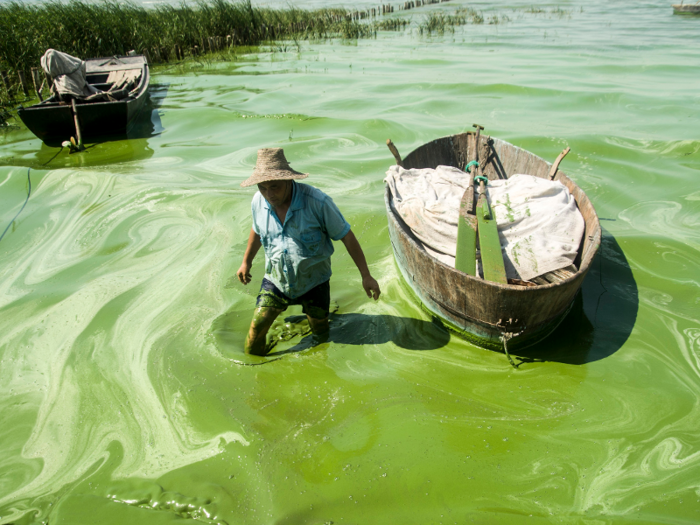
[465, 160, 479, 172]
[500, 328, 524, 369]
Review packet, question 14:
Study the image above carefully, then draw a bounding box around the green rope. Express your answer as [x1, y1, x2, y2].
[465, 160, 479, 173]
[474, 175, 489, 185]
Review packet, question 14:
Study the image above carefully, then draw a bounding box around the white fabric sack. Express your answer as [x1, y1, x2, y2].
[384, 165, 585, 281]
[384, 165, 469, 266]
[41, 49, 100, 98]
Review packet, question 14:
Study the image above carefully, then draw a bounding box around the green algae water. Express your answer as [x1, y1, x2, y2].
[1, 0, 700, 523]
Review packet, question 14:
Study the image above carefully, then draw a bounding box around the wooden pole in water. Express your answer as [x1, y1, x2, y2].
[18, 71, 29, 97]
[0, 70, 11, 99]
[71, 99, 84, 151]
[31, 68, 43, 101]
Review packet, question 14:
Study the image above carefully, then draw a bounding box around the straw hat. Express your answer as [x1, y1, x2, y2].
[240, 148, 308, 187]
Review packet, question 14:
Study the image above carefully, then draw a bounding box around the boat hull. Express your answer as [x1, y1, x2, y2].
[672, 4, 700, 14]
[384, 133, 601, 351]
[18, 55, 150, 146]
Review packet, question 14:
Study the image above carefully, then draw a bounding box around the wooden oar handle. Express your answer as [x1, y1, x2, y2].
[386, 139, 403, 167]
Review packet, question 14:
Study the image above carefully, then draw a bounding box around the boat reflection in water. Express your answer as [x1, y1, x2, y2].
[14, 87, 164, 170]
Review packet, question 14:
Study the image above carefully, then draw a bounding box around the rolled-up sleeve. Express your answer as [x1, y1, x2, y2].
[322, 197, 351, 241]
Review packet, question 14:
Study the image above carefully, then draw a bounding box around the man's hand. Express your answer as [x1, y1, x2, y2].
[238, 228, 262, 285]
[341, 230, 381, 301]
[362, 275, 381, 300]
[237, 262, 252, 285]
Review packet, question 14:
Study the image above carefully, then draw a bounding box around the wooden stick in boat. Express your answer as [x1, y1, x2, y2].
[386, 139, 403, 167]
[548, 146, 570, 180]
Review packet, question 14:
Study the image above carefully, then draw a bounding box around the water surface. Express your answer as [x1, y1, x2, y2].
[1, 1, 699, 523]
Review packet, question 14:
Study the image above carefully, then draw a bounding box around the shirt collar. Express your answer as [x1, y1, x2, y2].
[289, 181, 304, 212]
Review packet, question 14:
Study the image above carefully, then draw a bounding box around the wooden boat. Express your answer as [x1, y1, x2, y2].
[673, 3, 700, 14]
[18, 55, 150, 146]
[384, 132, 601, 351]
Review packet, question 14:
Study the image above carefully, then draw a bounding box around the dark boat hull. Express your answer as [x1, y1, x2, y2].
[672, 4, 700, 14]
[385, 133, 601, 351]
[18, 55, 150, 146]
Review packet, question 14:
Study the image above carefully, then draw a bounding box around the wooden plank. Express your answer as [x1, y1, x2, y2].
[476, 197, 507, 284]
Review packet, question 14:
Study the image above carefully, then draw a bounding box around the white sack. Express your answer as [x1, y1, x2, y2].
[41, 49, 100, 98]
[384, 165, 585, 281]
[384, 165, 469, 266]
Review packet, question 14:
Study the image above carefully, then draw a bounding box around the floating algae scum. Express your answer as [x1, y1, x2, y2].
[1, 0, 700, 523]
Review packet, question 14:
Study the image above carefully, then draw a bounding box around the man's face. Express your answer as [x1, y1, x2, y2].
[257, 180, 291, 208]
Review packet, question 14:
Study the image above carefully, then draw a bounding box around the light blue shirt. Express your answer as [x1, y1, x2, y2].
[251, 182, 351, 299]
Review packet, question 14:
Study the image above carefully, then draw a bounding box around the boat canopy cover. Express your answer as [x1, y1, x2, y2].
[41, 49, 100, 98]
[385, 165, 585, 281]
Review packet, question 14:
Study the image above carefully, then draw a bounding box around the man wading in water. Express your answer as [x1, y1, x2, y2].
[237, 148, 381, 355]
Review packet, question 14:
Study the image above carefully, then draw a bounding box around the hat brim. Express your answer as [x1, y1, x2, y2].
[240, 170, 308, 188]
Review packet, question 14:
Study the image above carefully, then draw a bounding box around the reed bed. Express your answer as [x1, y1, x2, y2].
[419, 8, 484, 35]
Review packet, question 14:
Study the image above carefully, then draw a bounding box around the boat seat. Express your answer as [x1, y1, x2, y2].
[106, 69, 142, 91]
[80, 69, 141, 103]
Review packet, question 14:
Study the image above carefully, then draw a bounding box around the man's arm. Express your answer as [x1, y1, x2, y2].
[340, 230, 381, 300]
[237, 227, 262, 285]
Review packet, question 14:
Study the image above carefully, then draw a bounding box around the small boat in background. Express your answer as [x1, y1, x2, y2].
[384, 131, 601, 353]
[18, 52, 150, 147]
[672, 2, 700, 14]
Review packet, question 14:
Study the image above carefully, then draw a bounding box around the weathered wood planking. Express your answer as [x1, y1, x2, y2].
[385, 132, 601, 350]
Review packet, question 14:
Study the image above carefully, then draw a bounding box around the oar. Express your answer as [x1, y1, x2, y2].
[454, 126, 483, 276]
[472, 124, 507, 284]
